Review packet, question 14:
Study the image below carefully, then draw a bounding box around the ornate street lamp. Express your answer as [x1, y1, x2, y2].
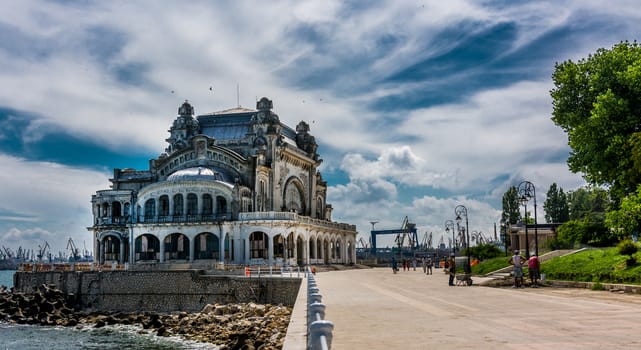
[518, 180, 538, 257]
[445, 220, 455, 253]
[455, 205, 470, 273]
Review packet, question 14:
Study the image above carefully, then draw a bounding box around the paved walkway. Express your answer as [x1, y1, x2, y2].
[315, 267, 641, 350]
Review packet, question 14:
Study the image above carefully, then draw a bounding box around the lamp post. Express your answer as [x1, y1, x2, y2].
[445, 220, 455, 253]
[455, 205, 470, 273]
[518, 180, 538, 257]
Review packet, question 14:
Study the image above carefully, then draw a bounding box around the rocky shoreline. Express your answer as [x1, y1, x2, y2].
[0, 284, 292, 349]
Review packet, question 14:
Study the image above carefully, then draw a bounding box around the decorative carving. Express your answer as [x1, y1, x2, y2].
[295, 121, 318, 159]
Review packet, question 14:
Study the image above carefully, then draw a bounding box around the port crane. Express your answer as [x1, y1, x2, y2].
[370, 216, 418, 255]
[37, 241, 50, 262]
[67, 238, 81, 261]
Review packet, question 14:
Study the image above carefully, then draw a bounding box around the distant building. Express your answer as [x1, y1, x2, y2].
[89, 98, 357, 266]
[509, 223, 561, 255]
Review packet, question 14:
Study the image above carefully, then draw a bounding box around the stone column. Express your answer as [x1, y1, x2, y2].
[268, 233, 274, 265]
[159, 237, 165, 263]
[119, 239, 125, 264]
[219, 232, 225, 264]
[189, 236, 195, 262]
[99, 240, 105, 264]
[244, 238, 250, 265]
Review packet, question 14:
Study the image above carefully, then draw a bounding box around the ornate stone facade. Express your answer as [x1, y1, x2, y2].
[89, 98, 357, 266]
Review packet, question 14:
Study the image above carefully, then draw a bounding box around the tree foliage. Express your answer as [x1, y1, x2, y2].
[557, 218, 613, 247]
[550, 41, 641, 202]
[567, 186, 609, 221]
[557, 186, 614, 246]
[605, 184, 641, 239]
[543, 183, 569, 223]
[500, 186, 521, 248]
[501, 186, 521, 226]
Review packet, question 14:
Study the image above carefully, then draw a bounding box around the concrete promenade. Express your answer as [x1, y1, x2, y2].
[315, 267, 641, 350]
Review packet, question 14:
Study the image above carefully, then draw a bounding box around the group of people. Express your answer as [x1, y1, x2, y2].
[389, 249, 542, 289]
[509, 250, 540, 288]
[390, 256, 434, 275]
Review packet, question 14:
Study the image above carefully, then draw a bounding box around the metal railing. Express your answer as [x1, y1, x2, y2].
[307, 267, 334, 350]
[243, 265, 302, 278]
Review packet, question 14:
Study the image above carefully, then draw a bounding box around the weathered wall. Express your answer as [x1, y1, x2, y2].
[14, 270, 301, 312]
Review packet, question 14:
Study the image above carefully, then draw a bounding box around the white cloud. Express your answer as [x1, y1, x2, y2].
[0, 154, 109, 255]
[1, 0, 634, 254]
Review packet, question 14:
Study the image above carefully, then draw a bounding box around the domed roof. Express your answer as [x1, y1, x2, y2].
[167, 167, 226, 182]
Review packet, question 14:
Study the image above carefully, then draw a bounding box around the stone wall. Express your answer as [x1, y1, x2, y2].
[13, 270, 301, 312]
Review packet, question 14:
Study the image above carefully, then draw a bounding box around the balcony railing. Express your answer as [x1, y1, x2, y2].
[116, 211, 356, 231]
[239, 212, 356, 231]
[96, 216, 130, 225]
[136, 213, 231, 224]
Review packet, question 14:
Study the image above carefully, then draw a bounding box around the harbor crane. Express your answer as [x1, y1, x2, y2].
[37, 241, 50, 262]
[67, 237, 81, 261]
[370, 216, 418, 255]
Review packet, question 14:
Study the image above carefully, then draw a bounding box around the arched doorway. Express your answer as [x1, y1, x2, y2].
[135, 234, 160, 261]
[104, 235, 121, 262]
[273, 234, 285, 260]
[249, 232, 268, 260]
[164, 233, 189, 260]
[195, 232, 219, 260]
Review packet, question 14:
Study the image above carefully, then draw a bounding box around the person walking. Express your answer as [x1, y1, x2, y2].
[528, 255, 540, 287]
[426, 256, 433, 275]
[422, 257, 427, 274]
[412, 258, 417, 271]
[509, 250, 526, 288]
[391, 257, 398, 274]
[448, 254, 456, 286]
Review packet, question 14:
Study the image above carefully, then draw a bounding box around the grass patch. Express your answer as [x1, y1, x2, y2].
[471, 256, 511, 275]
[541, 247, 641, 285]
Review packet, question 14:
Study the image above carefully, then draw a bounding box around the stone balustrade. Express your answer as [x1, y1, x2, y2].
[307, 267, 333, 350]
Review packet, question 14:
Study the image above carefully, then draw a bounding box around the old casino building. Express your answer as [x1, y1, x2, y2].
[90, 98, 357, 266]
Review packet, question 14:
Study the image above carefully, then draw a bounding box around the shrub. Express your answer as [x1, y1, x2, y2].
[617, 239, 639, 256]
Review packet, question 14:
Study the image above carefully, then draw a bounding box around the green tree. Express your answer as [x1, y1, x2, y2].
[550, 41, 641, 202]
[501, 186, 521, 226]
[606, 184, 641, 239]
[544, 183, 569, 223]
[567, 187, 609, 221]
[560, 186, 614, 246]
[500, 186, 521, 251]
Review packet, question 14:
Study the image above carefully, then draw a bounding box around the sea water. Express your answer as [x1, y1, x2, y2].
[0, 270, 14, 289]
[0, 324, 216, 349]
[0, 270, 216, 349]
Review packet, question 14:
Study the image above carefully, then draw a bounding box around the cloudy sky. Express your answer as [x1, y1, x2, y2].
[1, 0, 639, 257]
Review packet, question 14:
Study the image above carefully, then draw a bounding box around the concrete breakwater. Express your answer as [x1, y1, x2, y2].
[13, 270, 301, 312]
[0, 283, 292, 349]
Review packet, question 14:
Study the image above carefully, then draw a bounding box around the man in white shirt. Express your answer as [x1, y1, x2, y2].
[509, 250, 526, 288]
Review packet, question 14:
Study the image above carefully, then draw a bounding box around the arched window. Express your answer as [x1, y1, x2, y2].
[159, 195, 170, 217]
[285, 181, 304, 214]
[173, 194, 183, 216]
[144, 199, 155, 219]
[187, 193, 198, 216]
[112, 202, 122, 218]
[202, 194, 213, 216]
[216, 196, 227, 218]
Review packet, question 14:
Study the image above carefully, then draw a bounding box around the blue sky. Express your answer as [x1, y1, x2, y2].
[1, 0, 640, 255]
